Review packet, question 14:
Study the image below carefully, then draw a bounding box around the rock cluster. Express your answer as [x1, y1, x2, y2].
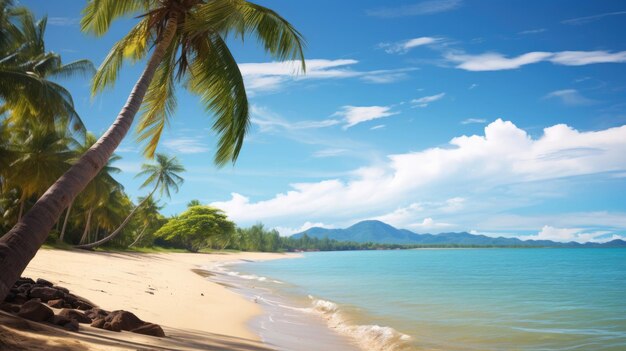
[1, 277, 165, 337]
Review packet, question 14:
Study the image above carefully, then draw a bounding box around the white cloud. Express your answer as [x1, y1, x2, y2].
[251, 105, 339, 133]
[446, 52, 553, 71]
[162, 137, 210, 154]
[544, 89, 596, 106]
[446, 50, 626, 71]
[380, 37, 441, 54]
[211, 120, 626, 236]
[410, 217, 455, 230]
[273, 222, 334, 236]
[461, 118, 487, 124]
[370, 125, 386, 130]
[550, 51, 626, 65]
[519, 28, 547, 35]
[334, 106, 399, 129]
[469, 83, 478, 90]
[239, 59, 413, 92]
[562, 11, 626, 25]
[366, 0, 462, 18]
[412, 93, 445, 107]
[312, 149, 348, 158]
[521, 225, 618, 243]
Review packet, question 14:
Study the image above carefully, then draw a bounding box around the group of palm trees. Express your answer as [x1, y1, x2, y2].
[0, 0, 305, 303]
[0, 2, 184, 250]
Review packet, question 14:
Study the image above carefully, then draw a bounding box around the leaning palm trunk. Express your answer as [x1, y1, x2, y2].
[79, 207, 93, 244]
[128, 224, 148, 248]
[59, 200, 73, 242]
[75, 188, 157, 250]
[0, 15, 178, 301]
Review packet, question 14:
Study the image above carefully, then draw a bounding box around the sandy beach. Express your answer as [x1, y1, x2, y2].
[0, 249, 295, 350]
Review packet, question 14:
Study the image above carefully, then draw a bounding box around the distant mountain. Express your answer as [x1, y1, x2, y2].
[292, 220, 626, 248]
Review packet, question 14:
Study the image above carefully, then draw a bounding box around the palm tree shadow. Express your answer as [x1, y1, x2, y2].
[0, 311, 275, 351]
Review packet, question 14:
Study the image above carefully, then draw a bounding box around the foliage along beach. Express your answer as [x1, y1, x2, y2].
[1, 0, 625, 350]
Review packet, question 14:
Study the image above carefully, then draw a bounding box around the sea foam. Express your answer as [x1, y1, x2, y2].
[305, 296, 412, 351]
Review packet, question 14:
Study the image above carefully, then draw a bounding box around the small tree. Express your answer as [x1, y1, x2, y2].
[154, 206, 234, 252]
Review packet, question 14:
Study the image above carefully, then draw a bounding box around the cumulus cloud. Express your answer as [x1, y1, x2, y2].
[446, 50, 626, 71]
[521, 225, 618, 243]
[239, 59, 413, 92]
[212, 120, 626, 233]
[366, 0, 462, 18]
[334, 106, 399, 129]
[412, 93, 445, 107]
[544, 89, 596, 106]
[380, 37, 442, 54]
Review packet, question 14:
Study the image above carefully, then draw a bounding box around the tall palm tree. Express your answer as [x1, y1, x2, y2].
[129, 196, 163, 247]
[7, 125, 73, 220]
[76, 154, 123, 244]
[76, 153, 184, 249]
[0, 0, 305, 300]
[0, 8, 94, 132]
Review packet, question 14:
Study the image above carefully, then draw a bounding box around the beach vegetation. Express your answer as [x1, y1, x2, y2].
[154, 206, 235, 252]
[0, 0, 305, 301]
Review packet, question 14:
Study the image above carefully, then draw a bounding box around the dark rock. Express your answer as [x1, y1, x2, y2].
[103, 321, 121, 332]
[17, 300, 54, 322]
[0, 302, 20, 313]
[29, 287, 63, 302]
[47, 299, 66, 308]
[12, 294, 28, 304]
[85, 308, 108, 320]
[63, 294, 77, 305]
[53, 285, 69, 294]
[36, 278, 54, 287]
[73, 300, 93, 311]
[4, 291, 16, 303]
[131, 323, 165, 337]
[91, 318, 106, 328]
[17, 283, 32, 293]
[59, 309, 92, 324]
[49, 314, 71, 326]
[16, 277, 35, 286]
[105, 310, 144, 331]
[63, 320, 79, 332]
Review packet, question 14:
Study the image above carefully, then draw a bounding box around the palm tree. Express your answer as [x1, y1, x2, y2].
[0, 0, 304, 300]
[187, 199, 201, 208]
[7, 125, 73, 220]
[76, 154, 123, 244]
[0, 8, 94, 132]
[76, 153, 184, 249]
[129, 196, 163, 248]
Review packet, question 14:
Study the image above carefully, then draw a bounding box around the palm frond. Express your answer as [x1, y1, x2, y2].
[81, 0, 150, 36]
[49, 59, 96, 80]
[90, 19, 150, 95]
[135, 39, 177, 158]
[187, 33, 249, 166]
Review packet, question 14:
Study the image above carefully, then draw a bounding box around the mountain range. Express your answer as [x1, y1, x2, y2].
[292, 220, 626, 248]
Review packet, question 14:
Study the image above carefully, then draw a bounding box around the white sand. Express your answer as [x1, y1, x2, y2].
[0, 249, 295, 350]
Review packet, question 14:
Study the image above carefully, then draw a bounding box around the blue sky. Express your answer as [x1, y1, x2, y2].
[21, 0, 626, 242]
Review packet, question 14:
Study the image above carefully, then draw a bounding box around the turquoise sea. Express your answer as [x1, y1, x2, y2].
[232, 249, 626, 351]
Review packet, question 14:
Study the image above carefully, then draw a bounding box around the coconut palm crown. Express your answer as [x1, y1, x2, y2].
[82, 0, 306, 164]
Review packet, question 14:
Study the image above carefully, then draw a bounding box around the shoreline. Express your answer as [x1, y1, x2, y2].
[1, 248, 296, 350]
[202, 257, 362, 351]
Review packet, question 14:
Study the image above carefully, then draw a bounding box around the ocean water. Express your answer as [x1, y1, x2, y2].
[232, 249, 626, 351]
